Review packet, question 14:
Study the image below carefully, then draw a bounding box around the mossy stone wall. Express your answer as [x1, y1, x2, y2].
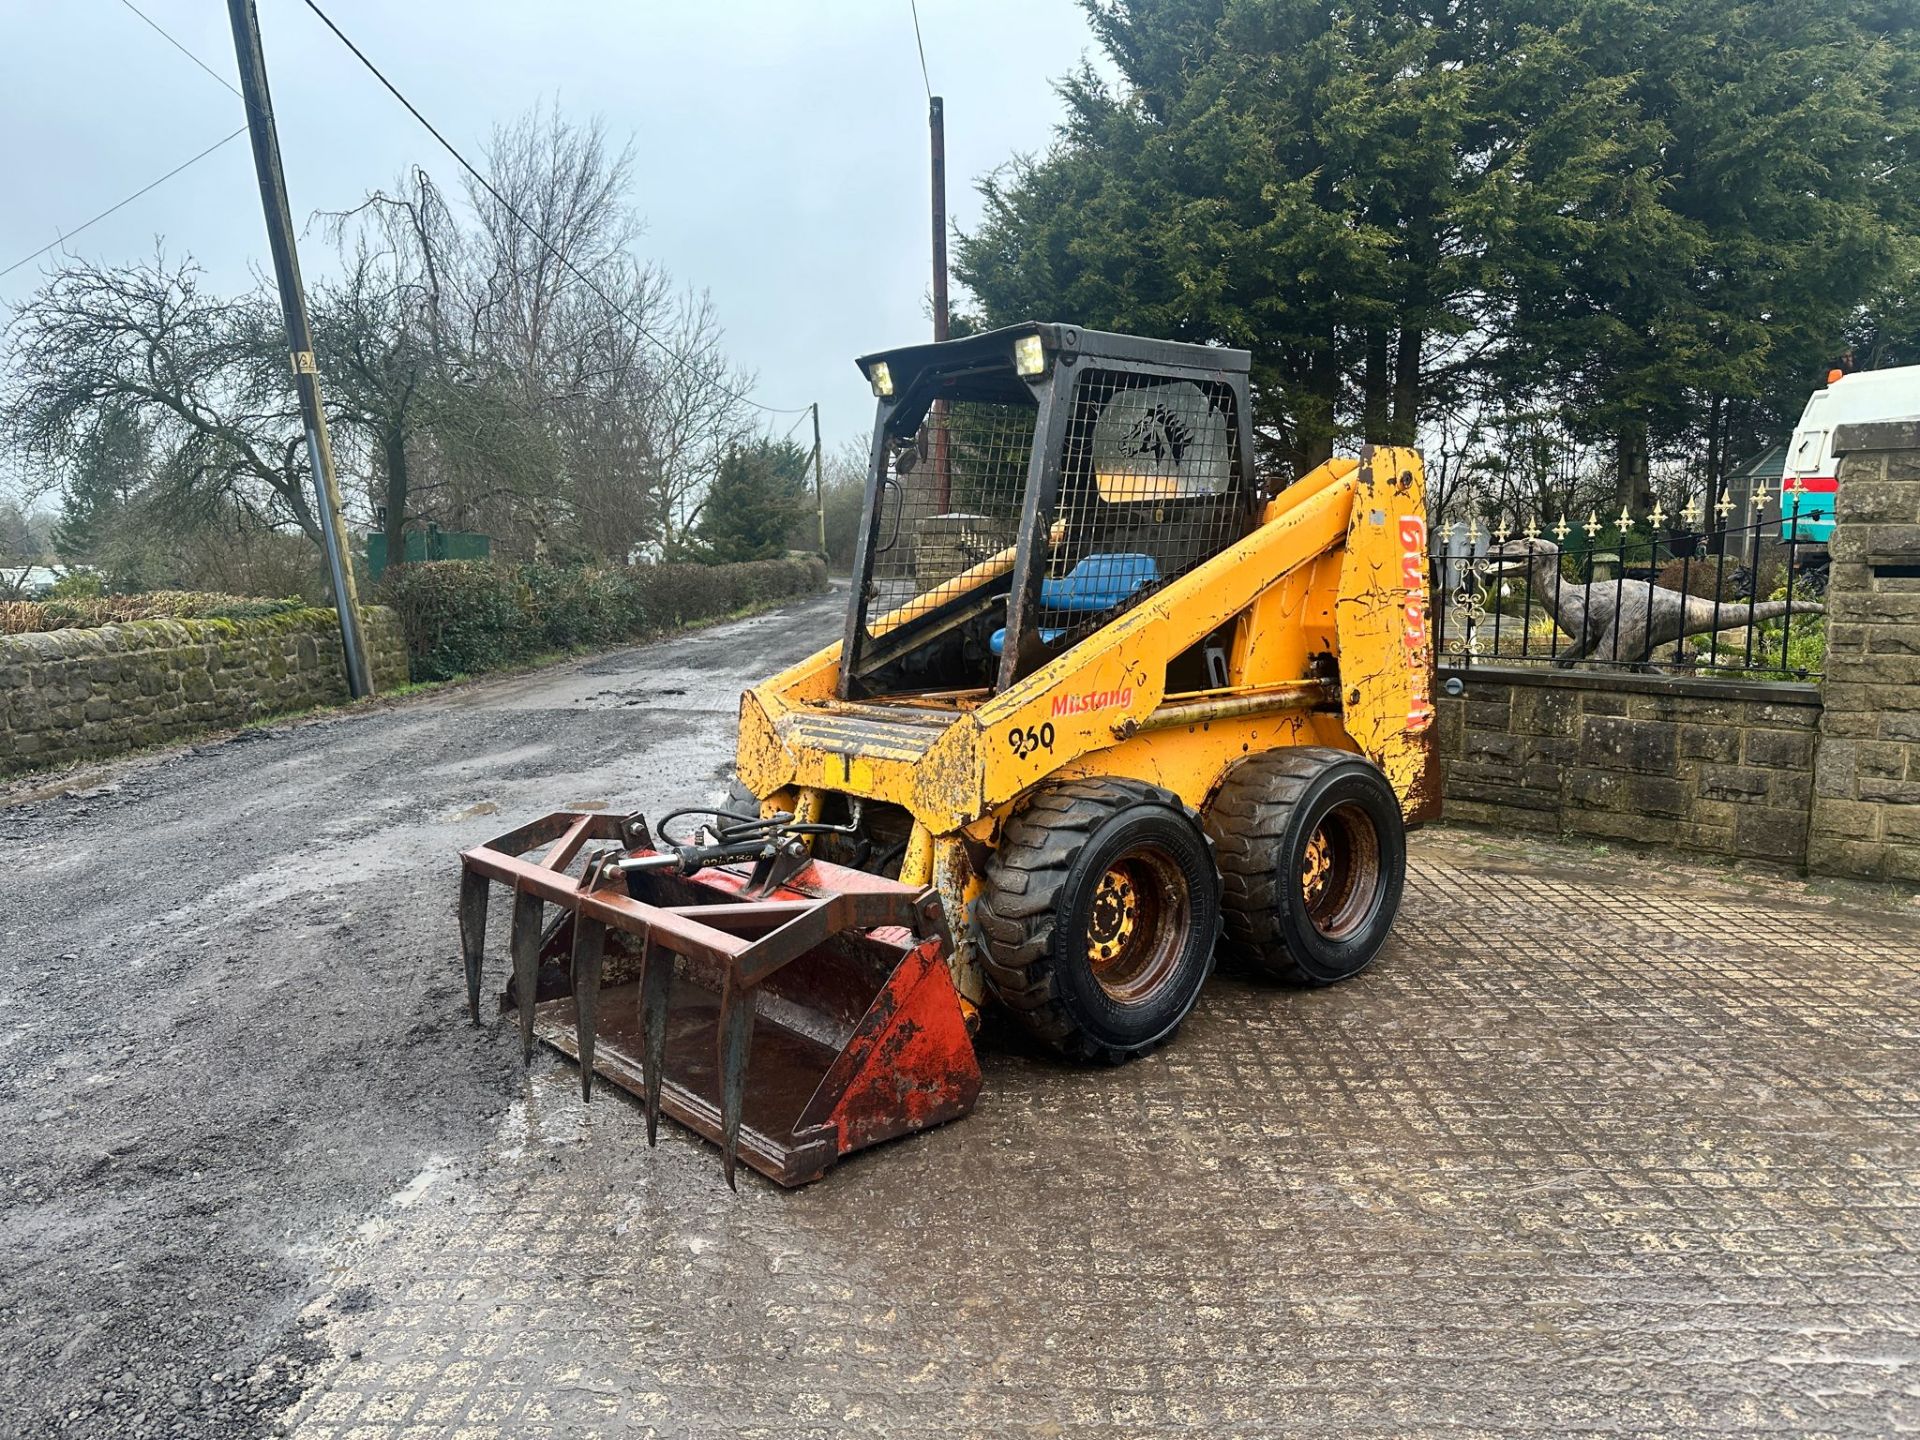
[0, 607, 408, 778]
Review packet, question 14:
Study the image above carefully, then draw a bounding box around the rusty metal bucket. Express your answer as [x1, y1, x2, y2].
[457, 810, 981, 1187]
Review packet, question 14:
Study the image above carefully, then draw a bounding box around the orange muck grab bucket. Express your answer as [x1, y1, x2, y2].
[457, 808, 981, 1187]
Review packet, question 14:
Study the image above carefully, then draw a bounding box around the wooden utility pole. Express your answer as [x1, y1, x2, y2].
[227, 0, 373, 698]
[810, 402, 827, 557]
[930, 96, 950, 344]
[929, 95, 951, 510]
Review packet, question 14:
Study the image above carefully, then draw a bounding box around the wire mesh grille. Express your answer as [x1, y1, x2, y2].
[863, 400, 1036, 629]
[1036, 370, 1246, 644]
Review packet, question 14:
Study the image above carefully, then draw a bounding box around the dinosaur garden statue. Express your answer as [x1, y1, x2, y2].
[1483, 536, 1822, 669]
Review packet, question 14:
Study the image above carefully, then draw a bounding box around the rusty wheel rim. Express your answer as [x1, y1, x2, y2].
[1299, 801, 1382, 941]
[1084, 847, 1191, 1003]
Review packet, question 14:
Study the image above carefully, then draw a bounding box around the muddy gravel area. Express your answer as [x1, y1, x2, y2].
[0, 590, 842, 1440]
[7, 579, 1920, 1439]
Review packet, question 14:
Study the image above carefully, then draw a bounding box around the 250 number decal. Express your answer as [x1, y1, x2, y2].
[1007, 722, 1056, 759]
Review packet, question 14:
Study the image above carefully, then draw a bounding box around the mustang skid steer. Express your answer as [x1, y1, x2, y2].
[458, 323, 1439, 1186]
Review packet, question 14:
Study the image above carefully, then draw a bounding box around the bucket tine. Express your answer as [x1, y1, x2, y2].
[571, 914, 606, 1102]
[510, 891, 543, 1063]
[459, 869, 489, 1025]
[459, 812, 985, 1185]
[636, 937, 670, 1146]
[717, 977, 756, 1191]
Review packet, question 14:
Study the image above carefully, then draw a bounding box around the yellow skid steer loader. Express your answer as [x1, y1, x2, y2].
[459, 323, 1438, 1186]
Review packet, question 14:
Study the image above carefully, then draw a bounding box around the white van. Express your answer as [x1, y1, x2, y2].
[1783, 364, 1920, 542]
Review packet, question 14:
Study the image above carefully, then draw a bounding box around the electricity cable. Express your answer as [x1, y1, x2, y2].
[909, 0, 933, 98]
[113, 0, 244, 100]
[296, 0, 811, 418]
[0, 127, 249, 282]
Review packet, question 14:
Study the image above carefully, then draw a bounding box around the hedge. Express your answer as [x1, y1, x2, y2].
[0, 592, 309, 636]
[376, 554, 829, 681]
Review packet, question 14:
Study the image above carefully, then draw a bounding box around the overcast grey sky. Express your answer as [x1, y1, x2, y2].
[1, 1, 1102, 466]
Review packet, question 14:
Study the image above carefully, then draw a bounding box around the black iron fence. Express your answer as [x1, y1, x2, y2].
[1429, 489, 1827, 681]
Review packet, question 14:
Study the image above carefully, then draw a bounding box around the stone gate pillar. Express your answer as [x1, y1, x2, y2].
[1808, 420, 1920, 882]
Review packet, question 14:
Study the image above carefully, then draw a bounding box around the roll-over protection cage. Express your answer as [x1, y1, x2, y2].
[841, 323, 1258, 700]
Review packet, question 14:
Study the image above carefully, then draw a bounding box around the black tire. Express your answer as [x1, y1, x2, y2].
[1204, 748, 1406, 986]
[974, 777, 1221, 1063]
[720, 773, 762, 819]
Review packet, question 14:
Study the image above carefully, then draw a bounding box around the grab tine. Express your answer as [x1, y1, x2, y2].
[636, 936, 670, 1146]
[571, 915, 606, 1102]
[458, 869, 489, 1025]
[717, 976, 756, 1191]
[455, 807, 985, 1186]
[510, 891, 543, 1063]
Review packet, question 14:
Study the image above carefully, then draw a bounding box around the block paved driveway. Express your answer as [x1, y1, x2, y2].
[3, 589, 1916, 1439]
[287, 824, 1920, 1425]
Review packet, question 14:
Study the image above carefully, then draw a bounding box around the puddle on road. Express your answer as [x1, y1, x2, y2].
[417, 741, 559, 778]
[387, 1154, 453, 1210]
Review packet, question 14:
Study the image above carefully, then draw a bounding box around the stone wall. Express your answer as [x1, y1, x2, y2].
[0, 607, 408, 778]
[1808, 422, 1920, 883]
[1435, 665, 1824, 865]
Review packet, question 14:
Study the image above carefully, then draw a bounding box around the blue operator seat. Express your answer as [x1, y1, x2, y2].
[989, 553, 1159, 656]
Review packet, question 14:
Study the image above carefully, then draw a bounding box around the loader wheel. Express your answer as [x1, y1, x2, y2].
[1204, 748, 1405, 986]
[975, 778, 1220, 1064]
[722, 774, 763, 819]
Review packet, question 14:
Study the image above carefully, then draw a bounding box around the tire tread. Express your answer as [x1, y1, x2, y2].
[1204, 747, 1379, 985]
[976, 776, 1206, 1063]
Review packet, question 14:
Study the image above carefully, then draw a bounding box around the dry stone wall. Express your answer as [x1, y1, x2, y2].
[0, 607, 407, 778]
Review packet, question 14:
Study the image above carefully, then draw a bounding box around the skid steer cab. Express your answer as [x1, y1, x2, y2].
[459, 322, 1439, 1187]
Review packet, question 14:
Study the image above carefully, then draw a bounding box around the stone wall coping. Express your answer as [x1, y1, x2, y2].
[0, 604, 408, 781]
[0, 606, 391, 664]
[1831, 420, 1920, 454]
[1438, 662, 1823, 709]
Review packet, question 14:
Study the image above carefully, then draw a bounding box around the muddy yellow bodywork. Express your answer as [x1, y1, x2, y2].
[736, 446, 1436, 1007]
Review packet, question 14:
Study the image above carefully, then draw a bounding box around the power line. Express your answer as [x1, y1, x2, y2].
[0, 126, 249, 282]
[909, 0, 933, 98]
[113, 0, 243, 100]
[0, 0, 260, 284]
[296, 0, 812, 418]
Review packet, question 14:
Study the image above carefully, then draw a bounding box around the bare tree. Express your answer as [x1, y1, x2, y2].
[314, 167, 463, 570]
[4, 103, 768, 582]
[458, 105, 642, 393]
[0, 253, 321, 543]
[312, 107, 760, 564]
[637, 288, 759, 554]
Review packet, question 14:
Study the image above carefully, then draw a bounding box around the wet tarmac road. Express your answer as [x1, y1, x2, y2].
[5, 584, 1919, 1438]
